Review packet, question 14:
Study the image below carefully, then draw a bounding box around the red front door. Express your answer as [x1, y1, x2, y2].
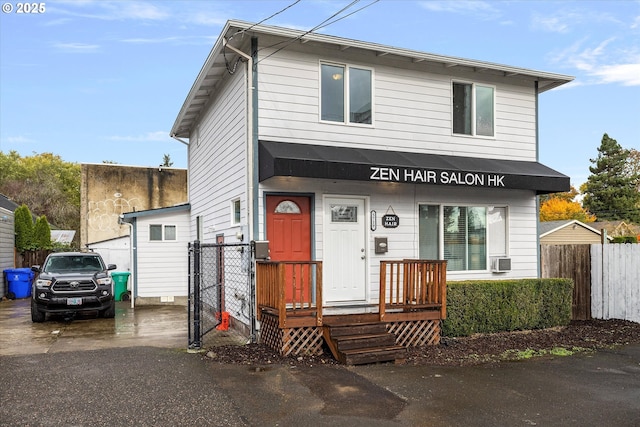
[266, 195, 312, 303]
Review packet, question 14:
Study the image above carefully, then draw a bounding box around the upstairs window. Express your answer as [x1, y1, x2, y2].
[452, 82, 494, 137]
[321, 63, 372, 125]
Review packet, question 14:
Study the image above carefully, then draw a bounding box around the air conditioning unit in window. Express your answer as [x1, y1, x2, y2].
[491, 257, 511, 273]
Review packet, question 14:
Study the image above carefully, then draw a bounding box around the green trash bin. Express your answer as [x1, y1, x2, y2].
[111, 272, 130, 302]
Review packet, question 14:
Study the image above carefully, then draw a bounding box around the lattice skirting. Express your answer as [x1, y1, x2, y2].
[387, 319, 441, 347]
[259, 313, 324, 356]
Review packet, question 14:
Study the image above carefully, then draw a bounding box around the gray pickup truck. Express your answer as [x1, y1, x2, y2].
[31, 252, 117, 322]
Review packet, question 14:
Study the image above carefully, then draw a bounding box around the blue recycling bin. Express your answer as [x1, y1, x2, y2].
[4, 268, 33, 299]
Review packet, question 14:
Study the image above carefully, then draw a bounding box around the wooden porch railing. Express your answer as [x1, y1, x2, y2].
[256, 261, 323, 328]
[379, 260, 447, 321]
[256, 259, 446, 328]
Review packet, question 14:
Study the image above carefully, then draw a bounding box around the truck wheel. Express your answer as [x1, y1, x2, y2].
[31, 300, 46, 323]
[102, 302, 115, 318]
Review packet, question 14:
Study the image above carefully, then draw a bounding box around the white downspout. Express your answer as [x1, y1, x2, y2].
[223, 38, 254, 241]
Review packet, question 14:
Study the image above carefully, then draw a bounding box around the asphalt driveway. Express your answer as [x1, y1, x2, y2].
[1, 298, 639, 426]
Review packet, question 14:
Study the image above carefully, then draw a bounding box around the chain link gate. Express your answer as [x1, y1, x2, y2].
[188, 241, 256, 349]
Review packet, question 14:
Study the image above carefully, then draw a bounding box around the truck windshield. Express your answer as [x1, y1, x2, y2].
[44, 256, 103, 272]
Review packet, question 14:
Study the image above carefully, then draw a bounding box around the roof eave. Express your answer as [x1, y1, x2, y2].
[171, 19, 574, 136]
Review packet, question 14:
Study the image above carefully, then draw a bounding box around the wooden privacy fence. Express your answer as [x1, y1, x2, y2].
[541, 244, 640, 322]
[540, 244, 591, 320]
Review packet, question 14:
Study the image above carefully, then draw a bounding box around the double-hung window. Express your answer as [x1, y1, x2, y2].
[150, 224, 177, 241]
[452, 82, 495, 137]
[321, 63, 372, 125]
[419, 204, 507, 271]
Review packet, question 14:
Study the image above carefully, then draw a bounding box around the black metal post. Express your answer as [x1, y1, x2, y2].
[191, 240, 202, 349]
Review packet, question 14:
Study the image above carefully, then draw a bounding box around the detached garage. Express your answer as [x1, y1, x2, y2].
[120, 204, 190, 306]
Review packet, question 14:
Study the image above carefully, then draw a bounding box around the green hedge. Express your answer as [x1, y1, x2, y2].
[442, 279, 573, 337]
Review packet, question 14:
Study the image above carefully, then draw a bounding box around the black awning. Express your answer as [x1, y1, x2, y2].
[259, 140, 570, 194]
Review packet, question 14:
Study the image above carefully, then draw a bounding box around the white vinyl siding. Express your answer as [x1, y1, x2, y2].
[256, 44, 537, 162]
[0, 208, 15, 298]
[259, 177, 539, 304]
[189, 67, 247, 243]
[135, 210, 189, 298]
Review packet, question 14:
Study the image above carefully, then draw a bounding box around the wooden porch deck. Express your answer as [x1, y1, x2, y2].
[256, 260, 447, 364]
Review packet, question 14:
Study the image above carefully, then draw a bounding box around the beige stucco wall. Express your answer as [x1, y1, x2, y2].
[80, 164, 188, 246]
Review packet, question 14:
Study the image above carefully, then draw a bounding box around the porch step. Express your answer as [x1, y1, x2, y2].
[334, 333, 396, 352]
[342, 346, 407, 366]
[323, 322, 406, 365]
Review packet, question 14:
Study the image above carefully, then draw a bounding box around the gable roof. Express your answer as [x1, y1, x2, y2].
[539, 219, 611, 240]
[0, 194, 19, 212]
[171, 20, 574, 139]
[591, 220, 640, 237]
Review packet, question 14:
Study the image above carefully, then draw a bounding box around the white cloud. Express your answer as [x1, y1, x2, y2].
[5, 135, 35, 144]
[120, 35, 216, 46]
[116, 2, 169, 21]
[52, 42, 100, 53]
[50, 0, 169, 21]
[107, 132, 168, 142]
[549, 38, 640, 87]
[531, 12, 573, 33]
[590, 63, 640, 86]
[419, 0, 497, 15]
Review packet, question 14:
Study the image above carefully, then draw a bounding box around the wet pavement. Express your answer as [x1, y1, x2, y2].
[0, 298, 187, 355]
[1, 298, 640, 426]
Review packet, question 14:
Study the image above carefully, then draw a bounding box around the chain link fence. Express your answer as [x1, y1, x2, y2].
[188, 241, 255, 349]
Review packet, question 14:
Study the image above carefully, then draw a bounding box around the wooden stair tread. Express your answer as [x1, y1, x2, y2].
[341, 345, 406, 355]
[341, 346, 407, 365]
[324, 321, 407, 365]
[327, 323, 387, 337]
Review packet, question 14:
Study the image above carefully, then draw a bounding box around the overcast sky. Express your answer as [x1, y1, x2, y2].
[1, 0, 638, 187]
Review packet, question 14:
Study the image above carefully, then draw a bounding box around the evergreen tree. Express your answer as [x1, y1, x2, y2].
[14, 204, 34, 252]
[34, 215, 52, 249]
[583, 134, 640, 222]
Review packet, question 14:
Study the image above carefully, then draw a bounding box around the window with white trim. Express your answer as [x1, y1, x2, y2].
[321, 63, 372, 125]
[419, 204, 507, 271]
[231, 198, 241, 226]
[149, 224, 177, 241]
[452, 82, 495, 137]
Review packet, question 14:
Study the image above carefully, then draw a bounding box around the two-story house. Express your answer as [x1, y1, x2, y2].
[171, 20, 572, 361]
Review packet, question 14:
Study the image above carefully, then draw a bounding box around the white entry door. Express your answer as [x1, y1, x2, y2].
[323, 197, 367, 304]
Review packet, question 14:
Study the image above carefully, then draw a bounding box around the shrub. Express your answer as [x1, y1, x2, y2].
[33, 215, 52, 250]
[442, 278, 573, 337]
[14, 204, 34, 252]
[611, 236, 637, 243]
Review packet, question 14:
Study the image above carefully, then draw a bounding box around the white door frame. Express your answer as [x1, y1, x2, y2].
[322, 195, 369, 306]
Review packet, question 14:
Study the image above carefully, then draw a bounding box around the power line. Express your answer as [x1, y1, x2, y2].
[256, 0, 380, 65]
[224, 0, 303, 74]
